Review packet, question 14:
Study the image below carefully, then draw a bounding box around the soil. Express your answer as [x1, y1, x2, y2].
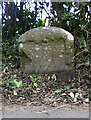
[1, 66, 90, 107]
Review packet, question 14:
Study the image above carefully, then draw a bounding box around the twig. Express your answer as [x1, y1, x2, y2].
[65, 89, 88, 93]
[84, 29, 91, 34]
[44, 7, 51, 18]
[37, 104, 69, 114]
[79, 83, 87, 89]
[82, 21, 91, 30]
[72, 49, 85, 59]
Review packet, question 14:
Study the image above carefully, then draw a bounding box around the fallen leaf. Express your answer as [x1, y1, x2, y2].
[51, 74, 56, 81]
[36, 88, 40, 91]
[61, 93, 66, 96]
[33, 90, 36, 94]
[75, 93, 79, 98]
[85, 98, 89, 103]
[13, 89, 17, 96]
[48, 76, 51, 80]
[69, 92, 74, 99]
[74, 98, 77, 102]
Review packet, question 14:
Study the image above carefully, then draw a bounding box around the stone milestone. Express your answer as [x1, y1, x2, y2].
[17, 27, 74, 73]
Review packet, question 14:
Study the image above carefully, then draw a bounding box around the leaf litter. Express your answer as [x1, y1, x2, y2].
[1, 61, 90, 107]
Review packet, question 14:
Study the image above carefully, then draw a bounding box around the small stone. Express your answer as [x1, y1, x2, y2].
[36, 88, 40, 91]
[19, 97, 25, 100]
[35, 47, 40, 51]
[48, 76, 50, 80]
[19, 43, 23, 48]
[33, 101, 37, 105]
[13, 90, 17, 96]
[42, 83, 45, 87]
[85, 98, 89, 103]
[60, 55, 63, 58]
[64, 99, 67, 102]
[52, 102, 57, 107]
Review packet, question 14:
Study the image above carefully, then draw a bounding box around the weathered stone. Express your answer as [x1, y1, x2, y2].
[17, 27, 74, 73]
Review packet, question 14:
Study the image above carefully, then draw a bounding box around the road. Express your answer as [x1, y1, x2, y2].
[1, 103, 90, 119]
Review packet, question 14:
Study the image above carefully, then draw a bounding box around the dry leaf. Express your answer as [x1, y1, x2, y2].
[13, 89, 17, 96]
[61, 93, 66, 96]
[51, 74, 56, 81]
[17, 98, 21, 102]
[69, 92, 74, 99]
[33, 90, 36, 94]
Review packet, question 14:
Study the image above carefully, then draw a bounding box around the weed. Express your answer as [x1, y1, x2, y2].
[30, 76, 38, 88]
[66, 86, 71, 89]
[2, 78, 11, 87]
[53, 89, 62, 94]
[43, 89, 45, 93]
[12, 79, 23, 88]
[1, 108, 5, 111]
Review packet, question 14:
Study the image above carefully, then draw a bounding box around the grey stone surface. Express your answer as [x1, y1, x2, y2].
[17, 27, 74, 73]
[2, 104, 89, 118]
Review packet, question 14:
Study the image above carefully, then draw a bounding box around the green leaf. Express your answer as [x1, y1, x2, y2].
[86, 60, 90, 65]
[34, 78, 37, 82]
[87, 89, 91, 92]
[17, 81, 23, 87]
[54, 89, 62, 94]
[83, 40, 87, 48]
[15, 56, 19, 59]
[66, 86, 71, 89]
[12, 79, 18, 87]
[8, 95, 12, 102]
[12, 79, 23, 88]
[5, 66, 8, 70]
[89, 101, 91, 105]
[1, 108, 5, 111]
[13, 74, 17, 78]
[8, 55, 12, 59]
[79, 24, 84, 30]
[27, 82, 32, 90]
[33, 83, 38, 88]
[43, 89, 45, 93]
[30, 76, 34, 81]
[77, 58, 81, 62]
[84, 48, 89, 52]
